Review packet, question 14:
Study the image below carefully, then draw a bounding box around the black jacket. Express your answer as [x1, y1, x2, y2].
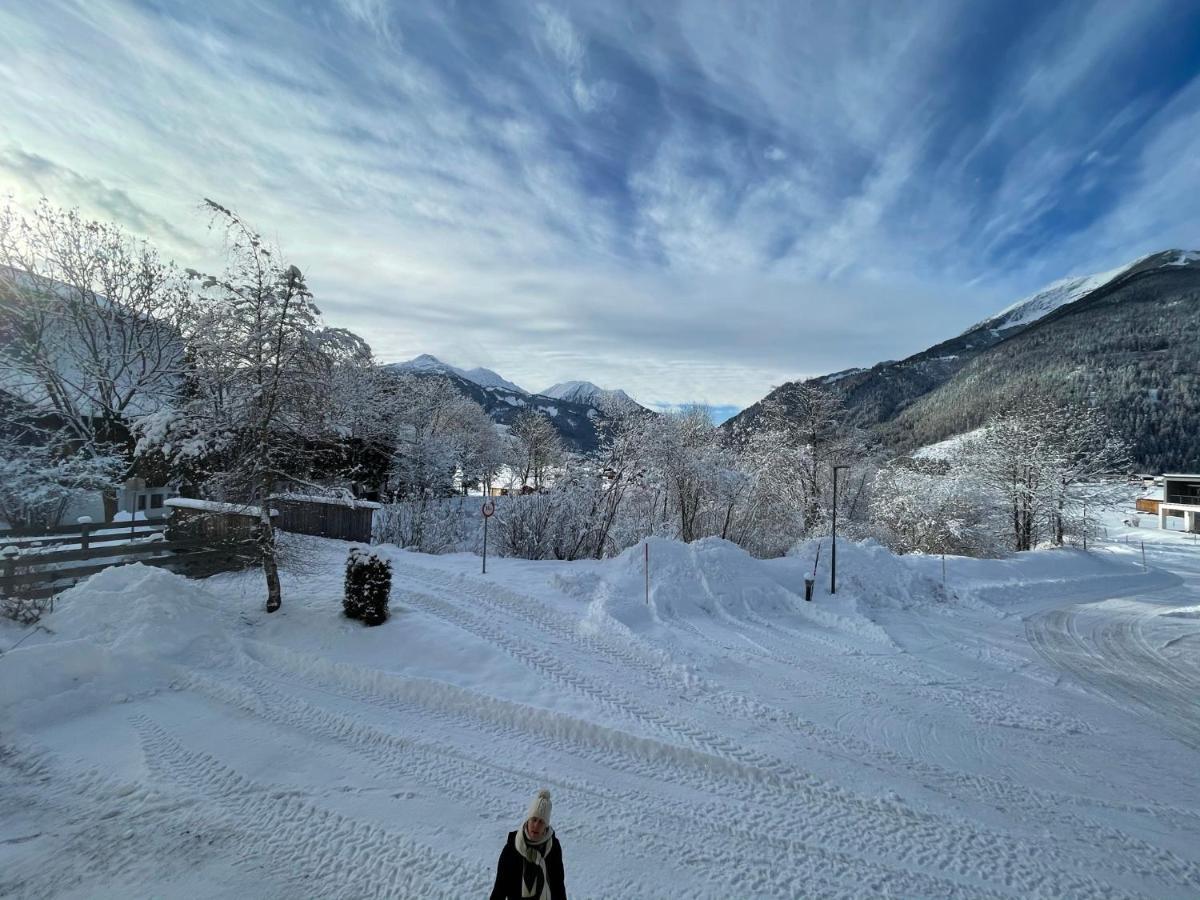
[489, 830, 567, 900]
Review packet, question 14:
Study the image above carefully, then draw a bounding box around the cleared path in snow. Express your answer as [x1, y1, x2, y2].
[1025, 545, 1200, 751]
[4, 534, 1200, 898]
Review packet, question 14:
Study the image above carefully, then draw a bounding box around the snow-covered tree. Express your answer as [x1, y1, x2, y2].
[0, 198, 191, 516]
[0, 428, 123, 529]
[633, 405, 737, 543]
[908, 397, 1133, 555]
[870, 457, 1000, 556]
[136, 200, 353, 612]
[750, 383, 864, 534]
[374, 375, 504, 552]
[510, 410, 564, 491]
[1038, 402, 1131, 546]
[316, 334, 401, 495]
[386, 375, 502, 498]
[583, 397, 655, 557]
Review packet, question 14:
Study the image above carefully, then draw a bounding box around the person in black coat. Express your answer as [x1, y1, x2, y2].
[489, 788, 567, 900]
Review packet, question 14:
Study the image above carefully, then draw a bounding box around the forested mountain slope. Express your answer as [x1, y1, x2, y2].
[882, 262, 1200, 470]
[727, 251, 1200, 470]
[382, 361, 606, 453]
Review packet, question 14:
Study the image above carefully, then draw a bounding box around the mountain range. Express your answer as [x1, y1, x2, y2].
[384, 355, 647, 453]
[727, 249, 1200, 472]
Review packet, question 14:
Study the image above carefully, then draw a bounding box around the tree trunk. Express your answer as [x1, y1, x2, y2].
[102, 488, 119, 522]
[261, 515, 282, 613]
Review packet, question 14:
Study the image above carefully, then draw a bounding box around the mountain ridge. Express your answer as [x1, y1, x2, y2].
[727, 249, 1200, 470]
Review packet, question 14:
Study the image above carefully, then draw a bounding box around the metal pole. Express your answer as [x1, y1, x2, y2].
[831, 465, 848, 594]
[1141, 540, 1146, 572]
[481, 501, 495, 574]
[644, 541, 649, 605]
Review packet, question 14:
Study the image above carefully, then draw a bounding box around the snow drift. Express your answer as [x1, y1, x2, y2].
[0, 564, 234, 729]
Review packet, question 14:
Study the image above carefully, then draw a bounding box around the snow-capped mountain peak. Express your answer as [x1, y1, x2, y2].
[964, 258, 1146, 336]
[388, 355, 527, 394]
[401, 353, 454, 373]
[459, 366, 527, 394]
[541, 380, 635, 408]
[965, 249, 1200, 336]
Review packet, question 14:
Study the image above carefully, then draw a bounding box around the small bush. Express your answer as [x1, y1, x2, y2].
[344, 548, 392, 626]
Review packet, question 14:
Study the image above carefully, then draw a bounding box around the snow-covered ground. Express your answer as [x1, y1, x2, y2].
[2, 512, 1200, 897]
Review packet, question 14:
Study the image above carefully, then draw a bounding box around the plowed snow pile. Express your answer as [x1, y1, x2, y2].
[3, 531, 1199, 898]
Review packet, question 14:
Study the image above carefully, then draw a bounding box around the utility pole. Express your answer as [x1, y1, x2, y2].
[831, 464, 849, 594]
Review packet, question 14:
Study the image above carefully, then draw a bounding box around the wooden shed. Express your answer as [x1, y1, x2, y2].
[164, 498, 274, 543]
[1135, 497, 1162, 515]
[269, 494, 381, 543]
[162, 498, 270, 574]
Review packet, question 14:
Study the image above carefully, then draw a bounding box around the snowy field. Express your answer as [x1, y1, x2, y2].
[2, 517, 1200, 897]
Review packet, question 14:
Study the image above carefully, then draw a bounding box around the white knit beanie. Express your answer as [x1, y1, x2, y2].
[525, 788, 552, 826]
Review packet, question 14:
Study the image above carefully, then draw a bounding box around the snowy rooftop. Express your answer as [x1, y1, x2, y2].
[269, 493, 382, 510]
[164, 497, 275, 517]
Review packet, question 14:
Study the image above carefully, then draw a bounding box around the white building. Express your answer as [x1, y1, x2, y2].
[1158, 474, 1200, 532]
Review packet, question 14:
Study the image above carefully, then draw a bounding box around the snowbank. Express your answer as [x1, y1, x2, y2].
[0, 564, 235, 728]
[558, 536, 903, 647]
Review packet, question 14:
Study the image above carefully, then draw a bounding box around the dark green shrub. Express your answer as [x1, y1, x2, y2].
[344, 548, 392, 626]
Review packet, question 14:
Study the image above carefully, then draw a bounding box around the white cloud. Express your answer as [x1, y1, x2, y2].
[0, 0, 1196, 411]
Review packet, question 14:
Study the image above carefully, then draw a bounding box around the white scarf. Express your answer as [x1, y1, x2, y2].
[514, 823, 554, 900]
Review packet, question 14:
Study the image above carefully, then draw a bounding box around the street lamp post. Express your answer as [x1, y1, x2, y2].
[831, 464, 849, 594]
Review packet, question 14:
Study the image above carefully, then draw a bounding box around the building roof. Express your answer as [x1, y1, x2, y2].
[165, 498, 276, 517]
[269, 492, 382, 510]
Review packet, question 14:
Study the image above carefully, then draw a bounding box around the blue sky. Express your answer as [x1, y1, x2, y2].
[2, 1, 1199, 414]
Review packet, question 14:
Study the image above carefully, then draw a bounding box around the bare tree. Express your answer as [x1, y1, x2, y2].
[959, 397, 1130, 552]
[137, 200, 351, 612]
[0, 198, 190, 516]
[746, 384, 865, 539]
[510, 410, 564, 491]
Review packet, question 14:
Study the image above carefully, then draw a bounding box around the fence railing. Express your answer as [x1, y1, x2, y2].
[1, 526, 258, 603]
[0, 520, 165, 550]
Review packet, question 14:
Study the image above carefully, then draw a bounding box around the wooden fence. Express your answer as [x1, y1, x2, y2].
[271, 496, 378, 543]
[0, 519, 164, 549]
[0, 520, 258, 603]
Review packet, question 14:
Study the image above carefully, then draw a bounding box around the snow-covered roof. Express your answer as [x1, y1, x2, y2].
[269, 493, 382, 510]
[0, 266, 184, 417]
[164, 498, 275, 517]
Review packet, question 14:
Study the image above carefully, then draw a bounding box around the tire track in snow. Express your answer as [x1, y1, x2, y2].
[241, 638, 1173, 898]
[1026, 600, 1200, 751]
[221, 657, 1022, 898]
[0, 742, 234, 899]
[131, 714, 491, 899]
[395, 558, 1200, 878]
[402, 585, 714, 747]
[188, 669, 975, 899]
